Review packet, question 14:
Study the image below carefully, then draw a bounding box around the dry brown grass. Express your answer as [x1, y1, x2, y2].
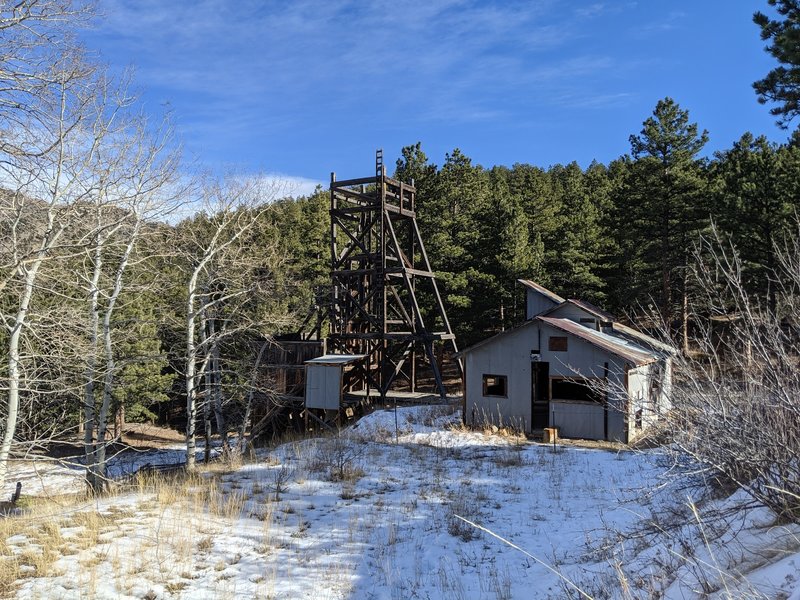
[0, 493, 95, 595]
[0, 553, 21, 597]
[197, 536, 213, 552]
[0, 461, 267, 597]
[6, 445, 323, 597]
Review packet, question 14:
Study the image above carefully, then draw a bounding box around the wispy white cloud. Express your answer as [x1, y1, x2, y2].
[553, 91, 636, 109]
[270, 174, 325, 198]
[574, 3, 607, 19]
[91, 0, 584, 124]
[635, 10, 687, 36]
[86, 0, 648, 174]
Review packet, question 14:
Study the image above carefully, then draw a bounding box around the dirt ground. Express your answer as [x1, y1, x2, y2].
[120, 422, 185, 447]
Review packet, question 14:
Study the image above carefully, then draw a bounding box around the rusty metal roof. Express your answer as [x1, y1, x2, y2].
[537, 317, 659, 366]
[567, 299, 616, 322]
[517, 279, 565, 304]
[542, 298, 616, 322]
[611, 322, 677, 355]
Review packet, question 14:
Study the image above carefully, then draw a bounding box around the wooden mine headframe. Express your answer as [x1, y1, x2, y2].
[328, 150, 460, 399]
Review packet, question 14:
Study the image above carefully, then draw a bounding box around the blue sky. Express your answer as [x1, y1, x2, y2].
[85, 1, 787, 194]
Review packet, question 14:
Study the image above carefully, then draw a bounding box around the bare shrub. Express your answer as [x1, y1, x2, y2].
[407, 403, 460, 427]
[573, 222, 800, 597]
[446, 492, 482, 542]
[269, 465, 294, 501]
[657, 225, 800, 523]
[494, 442, 526, 468]
[313, 436, 366, 483]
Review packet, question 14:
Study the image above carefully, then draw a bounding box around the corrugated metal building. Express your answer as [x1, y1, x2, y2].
[459, 280, 675, 443]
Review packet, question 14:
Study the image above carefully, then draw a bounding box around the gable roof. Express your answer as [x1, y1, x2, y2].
[454, 319, 538, 359]
[456, 315, 662, 368]
[537, 317, 658, 366]
[517, 279, 565, 304]
[542, 298, 616, 322]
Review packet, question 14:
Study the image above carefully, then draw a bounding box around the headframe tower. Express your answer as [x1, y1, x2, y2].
[328, 150, 460, 399]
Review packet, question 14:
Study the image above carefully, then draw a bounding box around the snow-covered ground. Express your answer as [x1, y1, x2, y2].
[2, 445, 191, 499]
[2, 405, 799, 599]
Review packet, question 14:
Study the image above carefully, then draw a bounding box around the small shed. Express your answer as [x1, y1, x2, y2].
[304, 354, 366, 410]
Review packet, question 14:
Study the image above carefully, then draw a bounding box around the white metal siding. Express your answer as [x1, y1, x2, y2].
[305, 364, 341, 410]
[526, 289, 560, 319]
[551, 401, 606, 439]
[626, 366, 652, 443]
[465, 324, 536, 430]
[546, 303, 598, 325]
[465, 322, 633, 440]
[606, 371, 628, 442]
[661, 359, 673, 413]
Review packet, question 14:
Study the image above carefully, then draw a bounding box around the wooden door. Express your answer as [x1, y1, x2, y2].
[531, 361, 550, 429]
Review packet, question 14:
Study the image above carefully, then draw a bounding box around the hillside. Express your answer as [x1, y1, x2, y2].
[1, 406, 798, 599]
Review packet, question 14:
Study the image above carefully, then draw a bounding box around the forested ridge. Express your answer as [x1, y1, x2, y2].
[395, 108, 800, 347]
[3, 98, 800, 482]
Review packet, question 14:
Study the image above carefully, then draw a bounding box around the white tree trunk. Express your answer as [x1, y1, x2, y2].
[238, 341, 269, 454]
[93, 220, 139, 491]
[84, 238, 103, 491]
[210, 320, 228, 456]
[0, 202, 61, 490]
[0, 261, 45, 490]
[201, 308, 212, 463]
[185, 271, 199, 470]
[0, 320, 24, 490]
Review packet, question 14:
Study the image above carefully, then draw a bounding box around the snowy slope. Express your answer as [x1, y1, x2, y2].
[3, 405, 799, 599]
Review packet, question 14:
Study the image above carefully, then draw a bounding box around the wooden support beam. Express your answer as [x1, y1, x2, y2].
[332, 176, 379, 188]
[304, 410, 336, 432]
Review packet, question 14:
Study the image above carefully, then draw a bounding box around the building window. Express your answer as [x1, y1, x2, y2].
[482, 374, 507, 397]
[551, 378, 604, 403]
[548, 336, 568, 352]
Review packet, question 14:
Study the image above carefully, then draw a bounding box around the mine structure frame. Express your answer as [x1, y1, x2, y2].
[328, 150, 460, 399]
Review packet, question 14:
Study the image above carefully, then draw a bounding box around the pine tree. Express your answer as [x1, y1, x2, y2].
[712, 133, 800, 311]
[603, 155, 649, 315]
[472, 169, 541, 330]
[408, 148, 490, 343]
[753, 0, 800, 127]
[395, 142, 438, 195]
[507, 163, 560, 289]
[111, 294, 175, 426]
[625, 98, 709, 347]
[546, 162, 608, 303]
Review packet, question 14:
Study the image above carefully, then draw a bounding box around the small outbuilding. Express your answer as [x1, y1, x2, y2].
[304, 354, 366, 411]
[459, 280, 675, 443]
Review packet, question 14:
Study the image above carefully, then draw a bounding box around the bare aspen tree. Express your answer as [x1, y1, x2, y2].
[0, 1, 104, 490]
[79, 75, 139, 491]
[80, 112, 181, 492]
[236, 339, 270, 455]
[177, 177, 287, 470]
